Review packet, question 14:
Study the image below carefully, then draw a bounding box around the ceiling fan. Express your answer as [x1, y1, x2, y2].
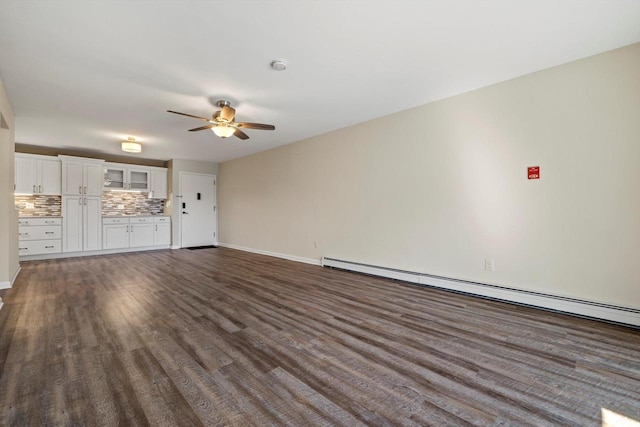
[167, 100, 275, 140]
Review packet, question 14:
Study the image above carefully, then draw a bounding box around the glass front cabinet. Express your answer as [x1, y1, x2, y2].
[104, 164, 150, 192]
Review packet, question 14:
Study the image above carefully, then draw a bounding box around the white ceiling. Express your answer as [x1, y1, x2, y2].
[1, 1, 639, 163]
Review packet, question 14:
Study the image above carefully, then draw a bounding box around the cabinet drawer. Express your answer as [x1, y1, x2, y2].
[19, 225, 62, 240]
[154, 216, 170, 223]
[18, 217, 62, 226]
[18, 240, 62, 255]
[130, 217, 153, 224]
[102, 217, 130, 225]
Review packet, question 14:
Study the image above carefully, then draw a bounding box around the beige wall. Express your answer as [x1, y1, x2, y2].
[0, 77, 19, 287]
[167, 159, 218, 247]
[219, 43, 640, 308]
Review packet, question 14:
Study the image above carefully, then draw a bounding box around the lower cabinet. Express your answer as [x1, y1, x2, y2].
[18, 217, 62, 256]
[102, 216, 171, 250]
[63, 195, 102, 252]
[102, 218, 130, 250]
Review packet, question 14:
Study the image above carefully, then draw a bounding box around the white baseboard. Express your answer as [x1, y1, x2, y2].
[19, 245, 171, 261]
[0, 266, 22, 310]
[219, 243, 321, 266]
[171, 245, 181, 250]
[0, 265, 21, 290]
[322, 257, 640, 328]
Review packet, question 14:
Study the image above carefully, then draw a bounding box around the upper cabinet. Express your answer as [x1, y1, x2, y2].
[59, 156, 105, 196]
[149, 168, 167, 199]
[14, 154, 61, 195]
[103, 163, 150, 192]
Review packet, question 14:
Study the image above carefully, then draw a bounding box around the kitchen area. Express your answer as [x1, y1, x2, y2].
[15, 153, 171, 260]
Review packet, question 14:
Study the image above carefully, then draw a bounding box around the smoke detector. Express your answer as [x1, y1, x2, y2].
[270, 59, 287, 71]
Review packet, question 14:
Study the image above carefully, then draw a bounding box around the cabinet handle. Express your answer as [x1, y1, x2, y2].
[39, 185, 42, 193]
[79, 186, 82, 194]
[78, 198, 82, 205]
[33, 184, 36, 193]
[45, 232, 55, 234]
[45, 246, 54, 249]
[84, 186, 87, 194]
[19, 247, 28, 250]
[155, 224, 157, 231]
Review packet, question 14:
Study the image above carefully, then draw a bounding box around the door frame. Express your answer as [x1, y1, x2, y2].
[178, 172, 217, 248]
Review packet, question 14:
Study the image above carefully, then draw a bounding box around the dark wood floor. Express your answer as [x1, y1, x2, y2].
[0, 248, 638, 426]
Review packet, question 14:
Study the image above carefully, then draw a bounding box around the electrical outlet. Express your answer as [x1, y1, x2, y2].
[25, 202, 35, 209]
[485, 259, 494, 271]
[118, 204, 125, 209]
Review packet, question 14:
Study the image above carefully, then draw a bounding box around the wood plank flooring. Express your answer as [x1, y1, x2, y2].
[0, 247, 639, 426]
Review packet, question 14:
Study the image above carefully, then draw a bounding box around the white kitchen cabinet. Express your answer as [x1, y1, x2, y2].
[18, 217, 62, 256]
[14, 154, 61, 195]
[63, 195, 102, 252]
[102, 216, 170, 249]
[129, 217, 155, 247]
[103, 163, 150, 192]
[60, 156, 104, 196]
[154, 216, 171, 245]
[102, 218, 130, 250]
[149, 168, 167, 199]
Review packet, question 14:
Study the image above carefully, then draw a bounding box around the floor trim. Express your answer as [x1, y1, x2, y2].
[218, 243, 321, 266]
[19, 246, 170, 261]
[322, 256, 640, 327]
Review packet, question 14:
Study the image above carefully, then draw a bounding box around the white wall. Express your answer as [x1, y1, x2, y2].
[0, 76, 19, 288]
[167, 159, 218, 247]
[219, 43, 640, 308]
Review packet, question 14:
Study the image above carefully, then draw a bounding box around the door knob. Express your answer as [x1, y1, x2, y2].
[182, 211, 189, 214]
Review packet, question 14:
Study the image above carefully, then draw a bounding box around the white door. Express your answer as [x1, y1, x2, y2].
[15, 156, 36, 194]
[180, 173, 216, 248]
[103, 225, 130, 249]
[63, 196, 83, 252]
[84, 163, 104, 196]
[83, 196, 102, 251]
[62, 161, 84, 195]
[155, 222, 171, 246]
[130, 223, 155, 247]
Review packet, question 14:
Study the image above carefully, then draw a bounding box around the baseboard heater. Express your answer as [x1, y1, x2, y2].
[321, 257, 640, 328]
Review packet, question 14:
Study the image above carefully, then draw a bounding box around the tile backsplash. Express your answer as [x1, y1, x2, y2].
[102, 192, 165, 216]
[15, 195, 62, 216]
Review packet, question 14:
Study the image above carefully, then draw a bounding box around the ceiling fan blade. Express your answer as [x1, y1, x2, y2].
[220, 105, 235, 122]
[167, 110, 210, 121]
[188, 124, 216, 132]
[237, 122, 275, 130]
[234, 129, 250, 140]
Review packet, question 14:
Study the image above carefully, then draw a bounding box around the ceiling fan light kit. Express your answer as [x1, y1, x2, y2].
[212, 126, 236, 138]
[167, 100, 275, 141]
[121, 137, 141, 153]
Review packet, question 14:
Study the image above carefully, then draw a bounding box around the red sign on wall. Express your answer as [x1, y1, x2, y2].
[528, 166, 540, 180]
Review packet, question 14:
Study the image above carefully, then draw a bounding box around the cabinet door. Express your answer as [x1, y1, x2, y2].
[150, 169, 167, 199]
[154, 222, 171, 246]
[103, 166, 126, 190]
[128, 168, 150, 191]
[38, 159, 61, 195]
[63, 196, 83, 252]
[83, 196, 102, 251]
[15, 156, 37, 194]
[103, 225, 130, 249]
[130, 223, 155, 247]
[84, 163, 104, 196]
[62, 161, 84, 195]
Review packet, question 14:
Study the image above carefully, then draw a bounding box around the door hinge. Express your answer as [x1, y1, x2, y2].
[213, 205, 216, 212]
[213, 179, 216, 186]
[214, 232, 216, 237]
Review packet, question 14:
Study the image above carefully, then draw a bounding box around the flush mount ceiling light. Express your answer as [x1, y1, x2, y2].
[270, 59, 287, 71]
[121, 137, 141, 153]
